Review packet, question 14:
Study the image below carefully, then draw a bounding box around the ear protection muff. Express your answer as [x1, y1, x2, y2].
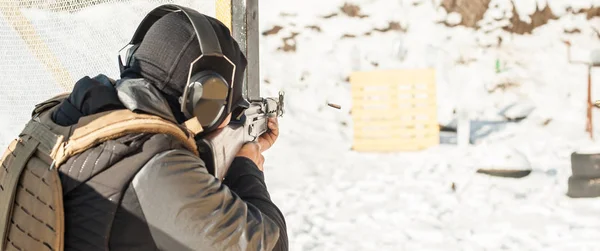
[118, 4, 236, 134]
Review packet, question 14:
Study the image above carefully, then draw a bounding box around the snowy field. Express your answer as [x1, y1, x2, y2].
[260, 0, 600, 250]
[2, 0, 600, 250]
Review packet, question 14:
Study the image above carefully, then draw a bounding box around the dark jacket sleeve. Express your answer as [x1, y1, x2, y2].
[131, 149, 280, 251]
[224, 157, 289, 251]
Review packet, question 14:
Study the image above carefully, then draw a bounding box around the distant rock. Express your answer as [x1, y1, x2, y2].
[499, 102, 536, 122]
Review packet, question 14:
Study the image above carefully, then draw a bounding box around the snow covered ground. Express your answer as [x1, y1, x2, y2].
[2, 0, 600, 250]
[258, 0, 600, 250]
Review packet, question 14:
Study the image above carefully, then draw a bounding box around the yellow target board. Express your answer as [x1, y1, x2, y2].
[350, 69, 439, 152]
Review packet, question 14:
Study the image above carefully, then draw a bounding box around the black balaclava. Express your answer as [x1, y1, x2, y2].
[122, 11, 248, 123]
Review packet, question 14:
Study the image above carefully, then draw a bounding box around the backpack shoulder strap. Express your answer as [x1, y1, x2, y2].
[51, 109, 199, 169]
[0, 122, 65, 251]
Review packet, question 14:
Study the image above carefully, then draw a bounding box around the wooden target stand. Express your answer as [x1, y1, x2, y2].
[589, 63, 600, 140]
[350, 69, 439, 152]
[565, 41, 600, 140]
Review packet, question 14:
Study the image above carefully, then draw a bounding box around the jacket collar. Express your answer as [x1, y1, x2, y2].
[115, 78, 179, 123]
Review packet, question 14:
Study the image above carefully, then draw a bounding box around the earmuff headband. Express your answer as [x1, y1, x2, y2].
[127, 4, 223, 56]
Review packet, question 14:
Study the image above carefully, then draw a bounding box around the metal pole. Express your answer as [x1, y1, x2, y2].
[232, 0, 260, 102]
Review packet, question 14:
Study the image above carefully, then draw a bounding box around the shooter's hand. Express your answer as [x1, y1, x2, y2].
[235, 118, 278, 171]
[257, 117, 279, 152]
[236, 142, 265, 171]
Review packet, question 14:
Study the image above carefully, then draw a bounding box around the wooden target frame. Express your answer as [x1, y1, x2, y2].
[351, 69, 439, 152]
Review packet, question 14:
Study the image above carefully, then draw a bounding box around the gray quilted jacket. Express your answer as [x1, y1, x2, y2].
[53, 76, 287, 251]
